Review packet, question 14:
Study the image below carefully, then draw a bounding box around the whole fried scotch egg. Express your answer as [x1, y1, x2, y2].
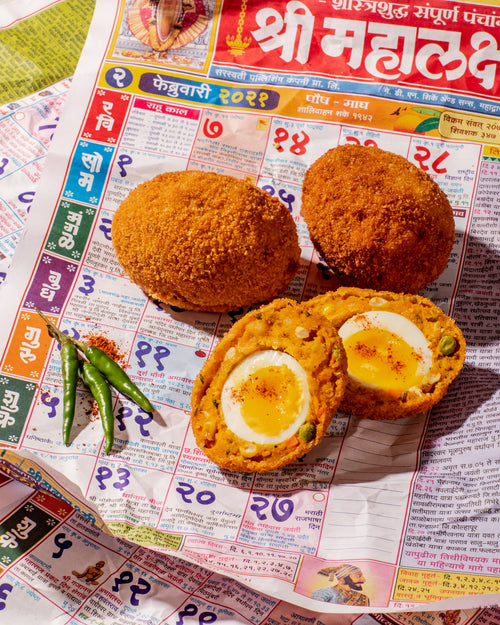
[303, 287, 466, 421]
[190, 299, 348, 473]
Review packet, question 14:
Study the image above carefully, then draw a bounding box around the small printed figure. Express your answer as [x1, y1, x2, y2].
[72, 560, 105, 585]
[439, 610, 461, 625]
[127, 0, 208, 51]
[311, 564, 370, 606]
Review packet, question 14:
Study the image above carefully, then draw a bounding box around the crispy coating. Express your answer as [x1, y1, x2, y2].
[191, 299, 348, 472]
[301, 145, 455, 293]
[111, 171, 300, 312]
[303, 287, 466, 421]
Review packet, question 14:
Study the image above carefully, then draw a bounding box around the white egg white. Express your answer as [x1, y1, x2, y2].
[221, 350, 310, 445]
[338, 310, 433, 389]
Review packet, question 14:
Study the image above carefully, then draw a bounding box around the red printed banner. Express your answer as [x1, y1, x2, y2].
[133, 97, 201, 120]
[33, 489, 74, 520]
[214, 0, 500, 99]
[81, 88, 131, 143]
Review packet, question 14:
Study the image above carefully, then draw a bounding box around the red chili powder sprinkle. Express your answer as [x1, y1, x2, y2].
[85, 401, 100, 422]
[82, 331, 127, 367]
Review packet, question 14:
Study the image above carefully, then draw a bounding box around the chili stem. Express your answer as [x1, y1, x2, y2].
[35, 308, 69, 346]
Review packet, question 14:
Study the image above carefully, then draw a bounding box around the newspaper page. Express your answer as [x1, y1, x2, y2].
[1, 467, 499, 625]
[0, 0, 96, 274]
[1, 0, 500, 615]
[0, 77, 73, 279]
[0, 468, 363, 624]
[0, 0, 95, 105]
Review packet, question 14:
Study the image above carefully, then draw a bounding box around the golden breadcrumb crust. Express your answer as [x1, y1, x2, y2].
[302, 287, 466, 421]
[191, 299, 348, 472]
[111, 171, 300, 312]
[301, 145, 455, 293]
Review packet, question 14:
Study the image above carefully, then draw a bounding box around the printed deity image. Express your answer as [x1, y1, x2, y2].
[311, 565, 370, 607]
[111, 0, 215, 69]
[439, 611, 462, 625]
[72, 560, 106, 585]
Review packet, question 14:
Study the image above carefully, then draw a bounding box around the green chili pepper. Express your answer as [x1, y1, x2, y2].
[80, 361, 115, 455]
[35, 309, 79, 445]
[35, 308, 154, 414]
[36, 308, 68, 345]
[61, 340, 79, 446]
[74, 341, 154, 413]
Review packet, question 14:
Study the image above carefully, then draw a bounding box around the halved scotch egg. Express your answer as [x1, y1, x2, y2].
[190, 299, 348, 472]
[302, 287, 466, 420]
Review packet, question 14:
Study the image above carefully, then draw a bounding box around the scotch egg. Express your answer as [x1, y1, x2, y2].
[190, 299, 348, 473]
[302, 287, 466, 420]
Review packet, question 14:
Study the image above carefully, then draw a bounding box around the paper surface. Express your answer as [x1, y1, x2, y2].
[0, 0, 95, 104]
[1, 0, 500, 617]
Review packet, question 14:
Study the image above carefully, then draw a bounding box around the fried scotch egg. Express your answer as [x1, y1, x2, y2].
[301, 144, 456, 293]
[302, 287, 466, 420]
[111, 171, 300, 312]
[190, 299, 348, 472]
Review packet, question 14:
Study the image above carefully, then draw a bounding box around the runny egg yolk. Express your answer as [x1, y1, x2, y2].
[232, 365, 303, 436]
[342, 328, 422, 391]
[221, 350, 310, 445]
[338, 311, 432, 393]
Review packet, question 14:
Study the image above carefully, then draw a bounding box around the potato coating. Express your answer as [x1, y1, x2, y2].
[111, 171, 300, 312]
[301, 145, 455, 293]
[302, 287, 466, 421]
[191, 299, 348, 472]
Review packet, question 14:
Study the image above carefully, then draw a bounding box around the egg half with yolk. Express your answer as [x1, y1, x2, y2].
[338, 311, 433, 393]
[221, 350, 310, 445]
